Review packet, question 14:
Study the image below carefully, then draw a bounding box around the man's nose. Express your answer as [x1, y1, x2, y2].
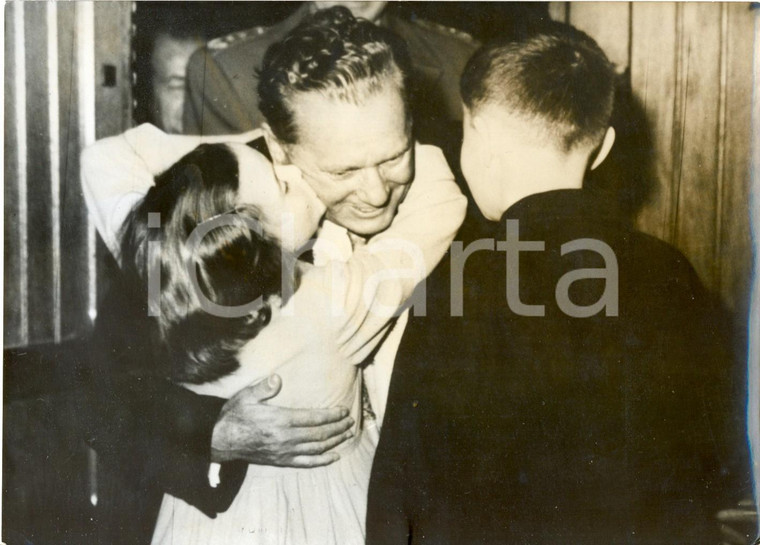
[357, 167, 390, 207]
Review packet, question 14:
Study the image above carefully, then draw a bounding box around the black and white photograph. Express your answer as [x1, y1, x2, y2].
[3, 2, 759, 544]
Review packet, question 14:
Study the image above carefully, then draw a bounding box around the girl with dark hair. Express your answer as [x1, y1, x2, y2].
[119, 143, 305, 385]
[82, 123, 466, 544]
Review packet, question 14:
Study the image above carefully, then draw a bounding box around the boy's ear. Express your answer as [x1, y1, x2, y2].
[262, 123, 290, 165]
[589, 126, 616, 171]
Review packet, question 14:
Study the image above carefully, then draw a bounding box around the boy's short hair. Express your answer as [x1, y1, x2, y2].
[460, 22, 615, 151]
[258, 5, 412, 145]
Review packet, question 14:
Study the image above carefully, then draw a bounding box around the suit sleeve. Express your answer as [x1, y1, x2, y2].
[85, 278, 248, 516]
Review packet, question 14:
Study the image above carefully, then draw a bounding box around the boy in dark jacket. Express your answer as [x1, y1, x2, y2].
[367, 22, 749, 545]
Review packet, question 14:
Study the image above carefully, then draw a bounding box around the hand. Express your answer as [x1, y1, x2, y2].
[210, 374, 354, 467]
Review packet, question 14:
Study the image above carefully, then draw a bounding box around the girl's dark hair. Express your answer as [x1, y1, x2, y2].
[120, 143, 293, 384]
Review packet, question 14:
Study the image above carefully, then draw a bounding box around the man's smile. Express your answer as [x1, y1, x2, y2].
[352, 205, 387, 217]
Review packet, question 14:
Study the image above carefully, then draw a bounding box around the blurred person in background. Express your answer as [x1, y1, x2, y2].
[148, 29, 205, 133]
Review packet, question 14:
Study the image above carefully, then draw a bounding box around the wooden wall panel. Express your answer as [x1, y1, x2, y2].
[629, 3, 678, 244]
[673, 3, 723, 289]
[92, 2, 135, 313]
[94, 2, 133, 140]
[718, 3, 754, 317]
[565, 2, 754, 317]
[59, 3, 88, 340]
[24, 3, 55, 342]
[5, 3, 23, 347]
[569, 2, 630, 71]
[4, 2, 133, 349]
[749, 4, 760, 509]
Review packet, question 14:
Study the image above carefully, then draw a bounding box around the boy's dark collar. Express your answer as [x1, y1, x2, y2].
[497, 188, 624, 235]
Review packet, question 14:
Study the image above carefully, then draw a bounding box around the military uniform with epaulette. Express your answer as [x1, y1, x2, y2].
[182, 4, 479, 141]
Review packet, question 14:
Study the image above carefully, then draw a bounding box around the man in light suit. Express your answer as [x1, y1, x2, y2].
[83, 7, 467, 542]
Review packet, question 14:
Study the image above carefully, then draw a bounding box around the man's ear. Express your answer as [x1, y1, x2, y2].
[261, 123, 290, 166]
[589, 126, 616, 171]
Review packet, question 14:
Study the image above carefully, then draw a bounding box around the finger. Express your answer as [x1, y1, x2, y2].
[285, 418, 354, 444]
[240, 374, 282, 403]
[284, 406, 351, 427]
[286, 452, 341, 468]
[291, 430, 354, 455]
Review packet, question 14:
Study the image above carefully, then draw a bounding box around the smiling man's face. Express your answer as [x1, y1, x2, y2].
[280, 81, 414, 237]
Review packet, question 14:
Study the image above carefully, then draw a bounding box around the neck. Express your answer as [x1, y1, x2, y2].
[527, 151, 587, 191]
[499, 149, 588, 215]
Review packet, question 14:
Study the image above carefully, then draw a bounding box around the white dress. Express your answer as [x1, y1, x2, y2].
[151, 274, 379, 545]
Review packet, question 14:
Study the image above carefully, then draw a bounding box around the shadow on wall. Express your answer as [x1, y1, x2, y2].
[585, 69, 658, 226]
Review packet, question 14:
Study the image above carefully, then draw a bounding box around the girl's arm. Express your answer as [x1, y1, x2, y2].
[80, 123, 261, 258]
[360, 143, 466, 296]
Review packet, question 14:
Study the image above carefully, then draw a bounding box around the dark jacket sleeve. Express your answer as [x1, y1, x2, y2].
[85, 277, 247, 517]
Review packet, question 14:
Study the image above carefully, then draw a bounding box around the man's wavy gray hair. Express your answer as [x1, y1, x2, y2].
[257, 5, 412, 144]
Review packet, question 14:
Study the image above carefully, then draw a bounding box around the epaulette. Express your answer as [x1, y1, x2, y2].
[206, 25, 268, 51]
[410, 18, 477, 45]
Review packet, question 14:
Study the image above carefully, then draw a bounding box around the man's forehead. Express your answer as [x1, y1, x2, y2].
[289, 77, 408, 119]
[289, 68, 407, 109]
[289, 84, 411, 170]
[298, 126, 412, 172]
